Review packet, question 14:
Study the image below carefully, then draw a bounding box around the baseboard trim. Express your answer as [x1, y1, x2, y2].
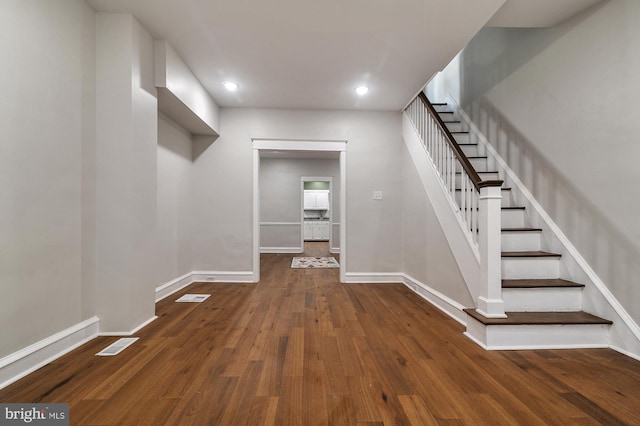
[343, 272, 466, 325]
[401, 274, 467, 325]
[0, 316, 99, 390]
[610, 345, 640, 363]
[260, 247, 303, 254]
[343, 272, 404, 283]
[98, 315, 158, 337]
[192, 270, 257, 283]
[156, 272, 193, 302]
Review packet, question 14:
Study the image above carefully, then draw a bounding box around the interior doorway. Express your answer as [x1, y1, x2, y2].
[252, 139, 347, 282]
[301, 176, 333, 255]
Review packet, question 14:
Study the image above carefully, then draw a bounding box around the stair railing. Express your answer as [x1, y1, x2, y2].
[405, 92, 506, 318]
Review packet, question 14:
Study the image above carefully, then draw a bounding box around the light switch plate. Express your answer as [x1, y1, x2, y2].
[373, 191, 383, 200]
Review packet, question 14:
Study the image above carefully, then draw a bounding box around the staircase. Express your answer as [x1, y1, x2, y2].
[433, 102, 612, 349]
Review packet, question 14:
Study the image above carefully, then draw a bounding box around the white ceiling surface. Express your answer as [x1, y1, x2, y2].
[86, 0, 601, 111]
[487, 0, 603, 27]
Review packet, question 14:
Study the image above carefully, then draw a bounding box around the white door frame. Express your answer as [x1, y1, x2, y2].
[252, 139, 347, 283]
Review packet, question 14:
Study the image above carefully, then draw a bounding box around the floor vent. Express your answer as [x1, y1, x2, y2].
[176, 294, 211, 303]
[96, 337, 139, 357]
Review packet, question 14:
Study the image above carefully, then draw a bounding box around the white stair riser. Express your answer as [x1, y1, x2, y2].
[501, 209, 525, 228]
[502, 257, 560, 279]
[452, 133, 470, 144]
[503, 287, 583, 311]
[502, 231, 541, 251]
[459, 144, 479, 156]
[445, 122, 463, 133]
[469, 157, 488, 170]
[433, 105, 451, 113]
[465, 320, 610, 349]
[438, 112, 455, 121]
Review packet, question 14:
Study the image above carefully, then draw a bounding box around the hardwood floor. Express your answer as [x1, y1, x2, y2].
[2, 245, 640, 424]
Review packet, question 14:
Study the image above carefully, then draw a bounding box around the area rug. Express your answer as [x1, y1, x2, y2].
[291, 257, 340, 269]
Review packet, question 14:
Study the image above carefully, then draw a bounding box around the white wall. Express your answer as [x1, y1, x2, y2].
[95, 13, 157, 333]
[260, 158, 340, 250]
[157, 113, 193, 286]
[155, 40, 220, 136]
[192, 108, 403, 274]
[0, 0, 96, 358]
[401, 140, 474, 307]
[435, 0, 640, 323]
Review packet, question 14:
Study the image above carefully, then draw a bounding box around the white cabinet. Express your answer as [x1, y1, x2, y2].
[303, 222, 313, 240]
[304, 190, 330, 210]
[303, 220, 330, 241]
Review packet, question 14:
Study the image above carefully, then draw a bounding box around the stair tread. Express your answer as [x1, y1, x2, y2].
[443, 120, 461, 124]
[502, 278, 585, 288]
[464, 309, 612, 325]
[461, 206, 525, 211]
[502, 228, 542, 232]
[456, 187, 511, 191]
[432, 103, 448, 105]
[502, 251, 561, 258]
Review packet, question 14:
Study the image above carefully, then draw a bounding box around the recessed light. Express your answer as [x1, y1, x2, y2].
[355, 86, 369, 96]
[223, 81, 239, 91]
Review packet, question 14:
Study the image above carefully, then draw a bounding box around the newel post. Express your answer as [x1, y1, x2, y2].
[477, 181, 506, 318]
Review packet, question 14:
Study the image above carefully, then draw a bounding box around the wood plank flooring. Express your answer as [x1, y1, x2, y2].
[2, 242, 640, 424]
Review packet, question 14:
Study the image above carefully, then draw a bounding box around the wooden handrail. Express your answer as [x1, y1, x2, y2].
[417, 92, 502, 191]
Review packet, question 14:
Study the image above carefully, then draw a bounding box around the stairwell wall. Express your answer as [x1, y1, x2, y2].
[433, 0, 640, 326]
[400, 140, 475, 310]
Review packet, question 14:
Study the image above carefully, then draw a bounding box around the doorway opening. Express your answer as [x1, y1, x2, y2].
[252, 139, 347, 282]
[301, 176, 334, 257]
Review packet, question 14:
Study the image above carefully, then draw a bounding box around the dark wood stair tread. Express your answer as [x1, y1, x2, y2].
[502, 279, 584, 288]
[501, 228, 542, 232]
[502, 251, 561, 258]
[462, 206, 525, 211]
[464, 309, 612, 325]
[456, 187, 511, 191]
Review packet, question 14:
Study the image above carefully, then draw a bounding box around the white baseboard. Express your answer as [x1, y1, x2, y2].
[0, 316, 99, 390]
[156, 272, 193, 302]
[343, 272, 466, 325]
[401, 274, 467, 325]
[260, 247, 303, 254]
[99, 315, 158, 336]
[192, 270, 256, 283]
[343, 272, 404, 283]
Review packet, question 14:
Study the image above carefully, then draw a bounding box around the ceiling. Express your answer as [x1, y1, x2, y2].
[86, 0, 601, 111]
